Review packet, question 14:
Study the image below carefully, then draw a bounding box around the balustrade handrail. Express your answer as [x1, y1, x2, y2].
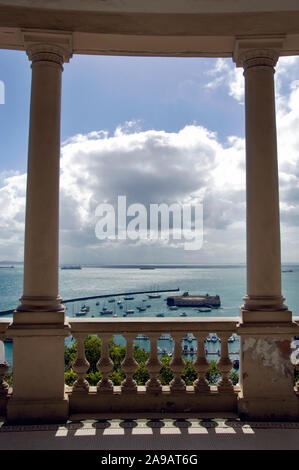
[68, 316, 239, 335]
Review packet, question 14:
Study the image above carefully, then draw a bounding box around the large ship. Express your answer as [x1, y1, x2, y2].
[167, 292, 220, 308]
[61, 265, 82, 270]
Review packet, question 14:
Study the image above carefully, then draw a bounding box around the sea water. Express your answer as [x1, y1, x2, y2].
[1, 264, 298, 367]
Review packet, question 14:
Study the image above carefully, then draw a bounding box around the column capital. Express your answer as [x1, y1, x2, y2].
[233, 36, 284, 69]
[22, 30, 73, 66]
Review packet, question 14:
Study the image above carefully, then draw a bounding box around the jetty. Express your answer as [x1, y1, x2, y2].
[0, 287, 179, 315]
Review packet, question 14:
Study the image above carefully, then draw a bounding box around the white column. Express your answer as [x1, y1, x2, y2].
[234, 43, 297, 420]
[17, 44, 69, 315]
[235, 45, 291, 322]
[7, 37, 72, 423]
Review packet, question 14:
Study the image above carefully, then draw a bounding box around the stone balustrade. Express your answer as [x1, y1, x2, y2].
[1, 316, 299, 419]
[0, 320, 10, 416]
[68, 317, 240, 415]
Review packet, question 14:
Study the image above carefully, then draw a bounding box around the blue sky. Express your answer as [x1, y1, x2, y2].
[0, 50, 299, 264]
[0, 51, 244, 173]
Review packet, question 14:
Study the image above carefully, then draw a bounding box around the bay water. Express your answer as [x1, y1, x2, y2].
[1, 264, 298, 368]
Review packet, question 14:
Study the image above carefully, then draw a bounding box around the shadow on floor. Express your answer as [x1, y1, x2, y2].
[1, 418, 299, 450]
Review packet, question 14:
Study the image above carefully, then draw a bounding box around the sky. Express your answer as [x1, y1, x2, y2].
[0, 50, 299, 264]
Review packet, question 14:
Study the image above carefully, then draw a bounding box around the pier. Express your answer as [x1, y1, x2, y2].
[0, 287, 180, 315]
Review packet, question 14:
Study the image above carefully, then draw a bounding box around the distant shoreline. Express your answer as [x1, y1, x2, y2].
[1, 262, 298, 269]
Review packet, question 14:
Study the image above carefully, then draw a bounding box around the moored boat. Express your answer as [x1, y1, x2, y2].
[167, 293, 221, 308]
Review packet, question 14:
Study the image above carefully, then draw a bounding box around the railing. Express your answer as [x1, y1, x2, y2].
[0, 320, 10, 415]
[68, 317, 240, 415]
[2, 317, 299, 418]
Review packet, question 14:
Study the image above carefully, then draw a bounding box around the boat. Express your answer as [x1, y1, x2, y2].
[137, 306, 147, 312]
[169, 306, 178, 310]
[146, 305, 151, 308]
[96, 302, 99, 306]
[167, 293, 221, 308]
[198, 308, 212, 313]
[108, 299, 115, 303]
[148, 293, 161, 299]
[156, 313, 164, 317]
[76, 311, 87, 316]
[179, 312, 187, 317]
[282, 269, 293, 273]
[126, 309, 135, 314]
[100, 309, 113, 315]
[113, 313, 118, 318]
[80, 304, 90, 312]
[124, 296, 135, 300]
[61, 265, 82, 270]
[117, 300, 122, 304]
[184, 333, 193, 342]
[160, 334, 172, 340]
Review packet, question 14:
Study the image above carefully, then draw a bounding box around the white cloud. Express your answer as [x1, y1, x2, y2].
[0, 172, 26, 260]
[58, 123, 247, 263]
[1, 57, 299, 263]
[204, 58, 244, 103]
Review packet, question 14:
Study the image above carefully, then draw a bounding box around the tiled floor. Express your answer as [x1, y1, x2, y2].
[1, 417, 299, 449]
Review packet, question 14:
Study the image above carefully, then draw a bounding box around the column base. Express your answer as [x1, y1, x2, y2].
[238, 394, 299, 420]
[6, 397, 69, 424]
[13, 309, 66, 325]
[7, 312, 70, 424]
[237, 316, 299, 420]
[241, 306, 292, 323]
[243, 295, 288, 313]
[16, 295, 64, 313]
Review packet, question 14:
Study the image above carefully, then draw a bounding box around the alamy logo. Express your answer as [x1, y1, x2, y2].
[95, 196, 203, 251]
[0, 81, 4, 104]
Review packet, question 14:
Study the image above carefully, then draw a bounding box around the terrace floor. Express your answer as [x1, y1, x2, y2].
[1, 414, 299, 450]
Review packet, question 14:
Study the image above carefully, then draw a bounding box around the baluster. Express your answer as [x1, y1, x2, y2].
[216, 332, 234, 392]
[0, 339, 9, 398]
[72, 333, 90, 392]
[193, 333, 210, 392]
[121, 333, 138, 393]
[146, 333, 162, 393]
[169, 332, 186, 392]
[97, 333, 114, 392]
